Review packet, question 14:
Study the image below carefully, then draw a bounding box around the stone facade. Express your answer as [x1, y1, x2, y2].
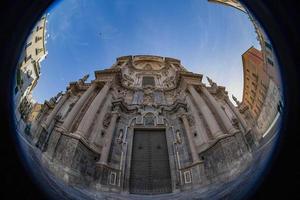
[31, 55, 253, 194]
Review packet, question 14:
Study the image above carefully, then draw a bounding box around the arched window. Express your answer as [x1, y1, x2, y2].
[142, 76, 155, 87]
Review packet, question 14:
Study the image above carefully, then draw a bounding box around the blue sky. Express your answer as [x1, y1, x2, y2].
[33, 0, 260, 103]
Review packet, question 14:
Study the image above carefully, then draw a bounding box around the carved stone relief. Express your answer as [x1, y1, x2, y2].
[143, 94, 154, 106]
[103, 112, 112, 129]
[187, 114, 195, 127]
[144, 113, 155, 126]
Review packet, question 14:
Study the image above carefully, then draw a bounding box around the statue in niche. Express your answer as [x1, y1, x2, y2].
[117, 129, 124, 144]
[103, 112, 112, 129]
[175, 130, 182, 144]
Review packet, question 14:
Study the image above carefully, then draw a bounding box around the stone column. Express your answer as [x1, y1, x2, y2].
[188, 85, 223, 138]
[89, 94, 112, 144]
[186, 95, 210, 144]
[75, 82, 111, 139]
[99, 108, 120, 165]
[61, 83, 97, 132]
[43, 92, 69, 129]
[180, 109, 200, 163]
[225, 98, 249, 132]
[201, 86, 238, 134]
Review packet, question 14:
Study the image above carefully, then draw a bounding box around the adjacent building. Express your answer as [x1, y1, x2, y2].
[208, 0, 283, 139]
[241, 47, 268, 120]
[208, 0, 281, 88]
[14, 15, 48, 131]
[30, 55, 254, 194]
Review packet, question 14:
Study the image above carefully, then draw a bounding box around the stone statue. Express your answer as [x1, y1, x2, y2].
[81, 74, 89, 82]
[77, 74, 89, 85]
[232, 95, 241, 107]
[55, 91, 63, 100]
[175, 130, 182, 144]
[207, 76, 217, 88]
[49, 91, 62, 105]
[117, 129, 124, 144]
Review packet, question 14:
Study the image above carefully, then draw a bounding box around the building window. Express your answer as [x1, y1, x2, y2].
[36, 26, 43, 31]
[265, 41, 272, 50]
[267, 58, 274, 66]
[142, 76, 155, 87]
[35, 36, 42, 42]
[25, 42, 32, 49]
[25, 54, 32, 62]
[251, 73, 258, 80]
[36, 48, 43, 55]
[251, 81, 257, 89]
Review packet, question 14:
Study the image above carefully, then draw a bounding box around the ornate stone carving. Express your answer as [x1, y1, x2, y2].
[123, 73, 134, 83]
[144, 113, 155, 126]
[187, 114, 195, 127]
[103, 112, 112, 129]
[143, 94, 154, 106]
[232, 118, 240, 130]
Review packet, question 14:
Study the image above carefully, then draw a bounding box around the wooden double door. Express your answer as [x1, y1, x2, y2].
[129, 129, 172, 194]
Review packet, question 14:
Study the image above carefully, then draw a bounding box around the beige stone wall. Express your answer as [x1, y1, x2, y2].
[15, 15, 47, 123]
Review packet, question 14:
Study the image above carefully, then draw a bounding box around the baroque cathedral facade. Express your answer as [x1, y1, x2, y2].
[30, 55, 255, 194]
